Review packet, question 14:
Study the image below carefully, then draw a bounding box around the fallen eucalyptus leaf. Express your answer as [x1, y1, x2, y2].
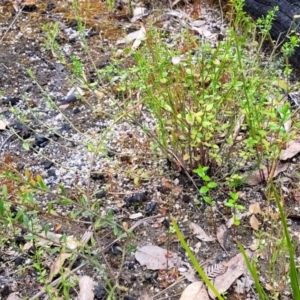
[6, 293, 21, 300]
[280, 141, 300, 160]
[244, 164, 288, 186]
[216, 224, 228, 251]
[250, 214, 260, 231]
[190, 222, 215, 242]
[180, 281, 209, 300]
[78, 276, 94, 300]
[0, 120, 8, 130]
[50, 252, 72, 279]
[135, 244, 181, 270]
[249, 203, 261, 214]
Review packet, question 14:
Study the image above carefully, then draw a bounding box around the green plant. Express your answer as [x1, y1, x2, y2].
[171, 217, 224, 300]
[131, 0, 292, 186]
[193, 165, 218, 231]
[224, 192, 244, 226]
[42, 22, 61, 58]
[239, 183, 300, 299]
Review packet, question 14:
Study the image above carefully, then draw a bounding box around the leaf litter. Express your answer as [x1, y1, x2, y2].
[135, 245, 182, 270]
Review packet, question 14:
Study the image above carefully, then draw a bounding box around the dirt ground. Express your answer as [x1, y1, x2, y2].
[1, 1, 300, 299]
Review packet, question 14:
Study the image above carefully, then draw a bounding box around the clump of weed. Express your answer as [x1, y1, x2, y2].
[131, 0, 294, 185]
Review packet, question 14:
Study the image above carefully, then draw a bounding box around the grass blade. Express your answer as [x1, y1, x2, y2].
[171, 217, 224, 300]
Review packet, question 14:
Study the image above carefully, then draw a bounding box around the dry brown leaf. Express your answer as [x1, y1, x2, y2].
[191, 26, 212, 37]
[280, 141, 300, 160]
[135, 245, 181, 270]
[250, 215, 260, 231]
[249, 240, 259, 251]
[78, 276, 94, 300]
[216, 224, 228, 251]
[23, 232, 80, 251]
[58, 104, 70, 109]
[130, 7, 149, 22]
[116, 25, 146, 45]
[284, 119, 292, 133]
[50, 252, 72, 279]
[139, 294, 151, 300]
[94, 90, 104, 100]
[245, 164, 288, 186]
[6, 293, 21, 300]
[265, 283, 273, 291]
[209, 251, 252, 299]
[249, 203, 261, 214]
[180, 262, 197, 282]
[189, 222, 215, 242]
[264, 206, 280, 220]
[180, 281, 209, 300]
[0, 120, 8, 130]
[129, 212, 143, 219]
[24, 0, 36, 6]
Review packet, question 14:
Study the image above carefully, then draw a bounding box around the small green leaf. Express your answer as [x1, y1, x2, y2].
[2, 185, 8, 198]
[203, 196, 213, 204]
[186, 113, 195, 125]
[234, 219, 240, 226]
[0, 199, 4, 216]
[203, 175, 211, 181]
[236, 205, 245, 210]
[202, 121, 211, 128]
[60, 199, 72, 205]
[207, 182, 217, 188]
[23, 142, 30, 151]
[23, 214, 29, 227]
[225, 202, 234, 208]
[200, 186, 209, 194]
[206, 103, 214, 111]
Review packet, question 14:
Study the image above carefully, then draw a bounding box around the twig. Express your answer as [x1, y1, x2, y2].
[0, 5, 24, 43]
[102, 214, 162, 252]
[0, 133, 16, 153]
[152, 276, 185, 299]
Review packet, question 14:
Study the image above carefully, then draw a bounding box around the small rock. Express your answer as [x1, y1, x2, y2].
[10, 206, 18, 217]
[15, 236, 25, 245]
[94, 283, 106, 299]
[42, 160, 54, 169]
[124, 296, 137, 300]
[125, 192, 148, 207]
[128, 261, 135, 270]
[59, 123, 71, 132]
[91, 173, 105, 181]
[47, 169, 56, 177]
[95, 190, 106, 199]
[157, 185, 170, 194]
[46, 3, 55, 11]
[1, 285, 10, 297]
[48, 132, 59, 142]
[109, 243, 122, 256]
[14, 256, 24, 266]
[62, 93, 77, 104]
[2, 97, 21, 106]
[69, 19, 78, 28]
[73, 107, 80, 114]
[145, 201, 157, 216]
[16, 163, 25, 171]
[182, 194, 191, 203]
[162, 218, 170, 229]
[35, 134, 49, 147]
[144, 272, 152, 280]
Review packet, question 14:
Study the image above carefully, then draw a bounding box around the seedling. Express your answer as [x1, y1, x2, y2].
[194, 165, 218, 233]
